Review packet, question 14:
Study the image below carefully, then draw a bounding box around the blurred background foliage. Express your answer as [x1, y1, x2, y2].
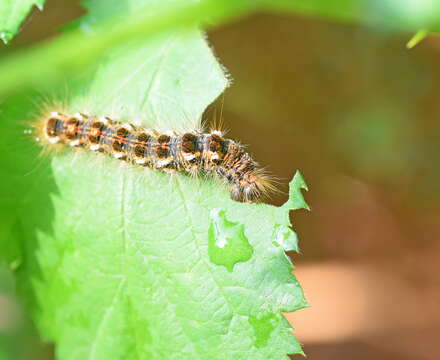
[1, 0, 440, 359]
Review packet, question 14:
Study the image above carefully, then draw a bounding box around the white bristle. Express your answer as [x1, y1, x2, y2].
[156, 159, 171, 167]
[121, 123, 133, 130]
[183, 153, 196, 161]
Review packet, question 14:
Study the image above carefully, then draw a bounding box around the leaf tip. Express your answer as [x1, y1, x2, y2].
[406, 29, 428, 49]
[1, 31, 12, 44]
[284, 171, 310, 211]
[36, 0, 45, 11]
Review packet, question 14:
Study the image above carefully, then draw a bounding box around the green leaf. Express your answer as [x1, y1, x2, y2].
[263, 0, 363, 21]
[29, 158, 308, 359]
[0, 0, 44, 44]
[406, 29, 429, 48]
[0, 91, 55, 269]
[264, 0, 440, 33]
[0, 0, 259, 98]
[283, 171, 310, 212]
[0, 0, 309, 359]
[2, 0, 440, 99]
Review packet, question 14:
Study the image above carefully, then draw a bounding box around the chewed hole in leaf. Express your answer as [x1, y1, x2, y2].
[208, 208, 253, 272]
[272, 224, 299, 252]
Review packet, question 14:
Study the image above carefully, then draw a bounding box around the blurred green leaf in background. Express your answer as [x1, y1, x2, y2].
[1, 0, 440, 97]
[0, 0, 45, 44]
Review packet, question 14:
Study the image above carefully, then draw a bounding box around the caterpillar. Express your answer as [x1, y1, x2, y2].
[34, 111, 275, 202]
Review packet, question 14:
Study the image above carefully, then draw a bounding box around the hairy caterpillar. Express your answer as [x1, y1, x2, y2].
[34, 111, 275, 202]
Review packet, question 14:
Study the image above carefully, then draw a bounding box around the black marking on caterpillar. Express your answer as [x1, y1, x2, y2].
[35, 111, 275, 202]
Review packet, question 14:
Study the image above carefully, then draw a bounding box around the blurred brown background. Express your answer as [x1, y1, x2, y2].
[1, 1, 440, 359]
